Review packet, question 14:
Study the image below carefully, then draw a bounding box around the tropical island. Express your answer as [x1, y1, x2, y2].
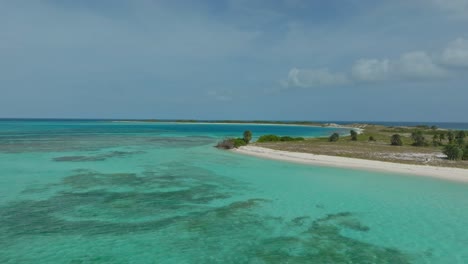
[216, 123, 468, 181]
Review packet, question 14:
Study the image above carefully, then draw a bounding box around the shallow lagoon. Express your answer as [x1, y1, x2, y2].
[0, 121, 467, 263]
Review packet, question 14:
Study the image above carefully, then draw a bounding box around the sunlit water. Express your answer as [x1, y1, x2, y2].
[0, 120, 467, 263]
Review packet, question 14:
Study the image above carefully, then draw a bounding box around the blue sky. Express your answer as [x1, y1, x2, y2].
[1, 0, 468, 121]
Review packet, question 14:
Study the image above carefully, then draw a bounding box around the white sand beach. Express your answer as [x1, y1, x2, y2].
[233, 146, 468, 183]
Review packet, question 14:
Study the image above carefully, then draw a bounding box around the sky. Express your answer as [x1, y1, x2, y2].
[1, 0, 468, 122]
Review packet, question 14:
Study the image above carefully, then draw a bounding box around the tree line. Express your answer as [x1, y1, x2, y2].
[328, 129, 467, 161]
[389, 131, 467, 160]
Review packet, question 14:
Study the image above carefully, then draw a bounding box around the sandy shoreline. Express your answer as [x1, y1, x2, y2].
[233, 146, 468, 183]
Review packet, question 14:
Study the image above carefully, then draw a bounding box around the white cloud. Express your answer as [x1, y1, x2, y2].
[293, 49, 450, 88]
[352, 59, 390, 81]
[351, 51, 446, 82]
[286, 68, 348, 88]
[396, 51, 447, 79]
[441, 38, 468, 67]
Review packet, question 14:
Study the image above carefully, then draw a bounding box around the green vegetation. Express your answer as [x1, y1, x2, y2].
[216, 130, 252, 149]
[254, 124, 468, 168]
[455, 131, 466, 146]
[439, 133, 445, 142]
[350, 130, 358, 141]
[216, 138, 235, 149]
[329, 133, 340, 142]
[390, 134, 403, 146]
[444, 144, 464, 160]
[257, 135, 280, 142]
[243, 130, 252, 144]
[257, 134, 305, 143]
[217, 130, 309, 149]
[447, 131, 454, 144]
[233, 138, 248, 148]
[216, 138, 247, 149]
[411, 131, 428, 146]
[432, 134, 441, 146]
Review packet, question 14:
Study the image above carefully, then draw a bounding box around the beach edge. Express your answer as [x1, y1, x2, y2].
[232, 146, 468, 183]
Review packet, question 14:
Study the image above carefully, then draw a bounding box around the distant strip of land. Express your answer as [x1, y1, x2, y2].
[114, 119, 327, 126]
[113, 120, 365, 131]
[234, 146, 468, 183]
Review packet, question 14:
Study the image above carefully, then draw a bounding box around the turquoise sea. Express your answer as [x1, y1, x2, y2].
[0, 120, 467, 263]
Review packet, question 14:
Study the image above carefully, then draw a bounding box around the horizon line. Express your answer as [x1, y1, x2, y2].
[0, 117, 466, 124]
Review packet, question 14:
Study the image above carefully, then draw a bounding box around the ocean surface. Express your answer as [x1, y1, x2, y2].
[0, 120, 467, 263]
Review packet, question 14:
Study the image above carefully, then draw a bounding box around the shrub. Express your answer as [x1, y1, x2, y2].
[411, 131, 428, 146]
[215, 137, 247, 149]
[443, 144, 464, 160]
[329, 133, 340, 142]
[243, 130, 252, 144]
[464, 146, 468, 160]
[431, 125, 438, 130]
[215, 138, 235, 149]
[368, 136, 375, 141]
[257, 134, 304, 142]
[350, 130, 358, 141]
[456, 130, 466, 139]
[233, 138, 247, 148]
[257, 134, 280, 142]
[456, 137, 465, 146]
[390, 134, 403, 146]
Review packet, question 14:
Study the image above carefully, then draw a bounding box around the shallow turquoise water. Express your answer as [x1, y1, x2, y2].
[0, 121, 467, 263]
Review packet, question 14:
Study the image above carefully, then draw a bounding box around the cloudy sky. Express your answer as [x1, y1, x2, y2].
[1, 0, 467, 121]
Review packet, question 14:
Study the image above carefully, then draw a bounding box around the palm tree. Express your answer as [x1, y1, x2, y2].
[455, 131, 465, 146]
[439, 133, 445, 143]
[447, 131, 454, 144]
[243, 130, 252, 144]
